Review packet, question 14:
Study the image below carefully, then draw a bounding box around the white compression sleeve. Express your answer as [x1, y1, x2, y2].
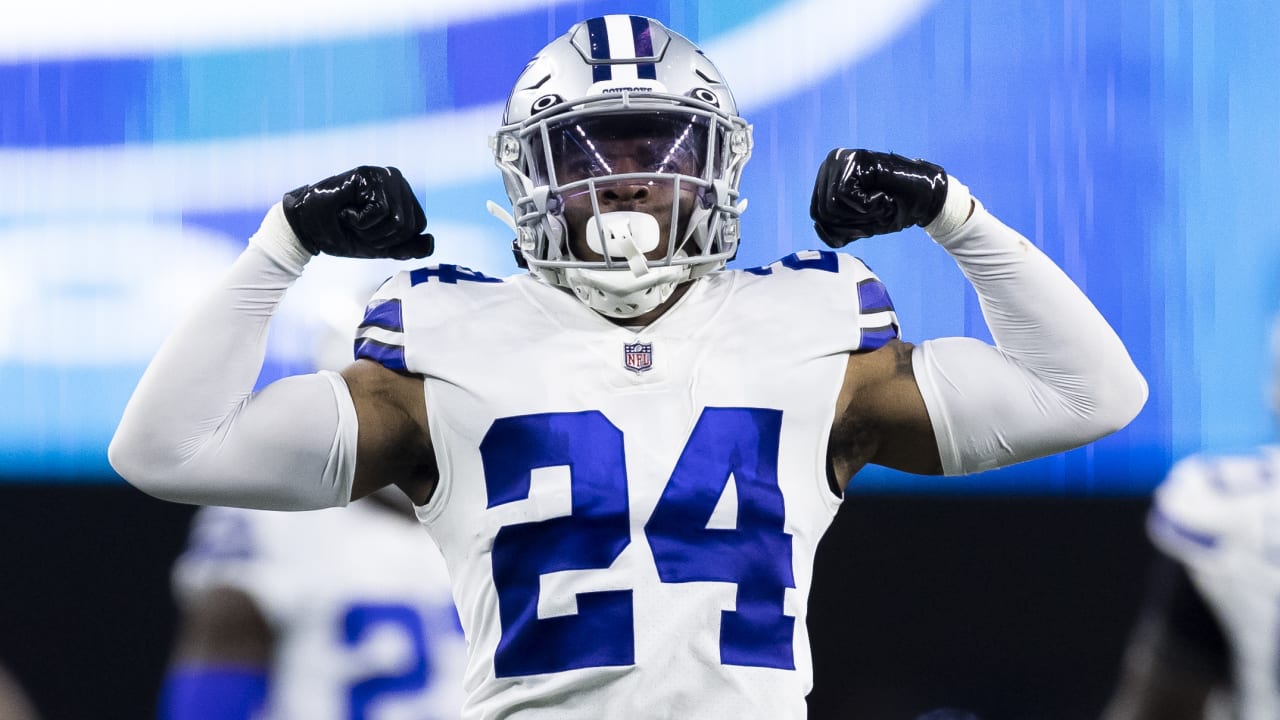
[912, 180, 1148, 475]
[109, 203, 357, 509]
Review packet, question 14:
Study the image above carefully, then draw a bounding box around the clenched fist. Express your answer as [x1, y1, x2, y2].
[282, 166, 434, 260]
[809, 149, 949, 247]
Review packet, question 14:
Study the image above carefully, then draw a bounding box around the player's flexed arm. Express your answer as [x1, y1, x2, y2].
[818, 149, 1148, 489]
[109, 167, 438, 509]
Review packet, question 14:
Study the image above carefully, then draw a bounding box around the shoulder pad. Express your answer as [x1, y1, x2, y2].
[353, 264, 512, 373]
[1149, 451, 1278, 561]
[740, 250, 899, 352]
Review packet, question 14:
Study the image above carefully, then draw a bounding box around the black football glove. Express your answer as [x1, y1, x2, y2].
[281, 166, 434, 260]
[809, 148, 949, 247]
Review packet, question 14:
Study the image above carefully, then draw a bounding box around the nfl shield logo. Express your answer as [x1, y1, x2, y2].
[623, 342, 653, 373]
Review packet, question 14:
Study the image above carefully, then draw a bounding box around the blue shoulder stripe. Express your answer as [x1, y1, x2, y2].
[360, 299, 404, 333]
[858, 325, 899, 352]
[354, 337, 407, 372]
[857, 278, 894, 313]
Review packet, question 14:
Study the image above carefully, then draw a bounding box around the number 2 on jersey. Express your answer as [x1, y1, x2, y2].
[343, 604, 430, 719]
[481, 408, 795, 678]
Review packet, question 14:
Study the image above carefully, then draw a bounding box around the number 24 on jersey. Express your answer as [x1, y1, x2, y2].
[481, 407, 796, 677]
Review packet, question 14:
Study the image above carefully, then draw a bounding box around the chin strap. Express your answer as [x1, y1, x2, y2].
[564, 265, 689, 318]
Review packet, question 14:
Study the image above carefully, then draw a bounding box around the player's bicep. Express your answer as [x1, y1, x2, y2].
[341, 359, 438, 505]
[912, 336, 1138, 475]
[830, 339, 943, 489]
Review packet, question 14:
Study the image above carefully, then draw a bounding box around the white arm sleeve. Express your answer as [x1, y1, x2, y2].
[912, 180, 1148, 475]
[109, 203, 358, 509]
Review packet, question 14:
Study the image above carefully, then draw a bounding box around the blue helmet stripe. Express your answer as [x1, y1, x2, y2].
[630, 16, 658, 79]
[586, 16, 613, 83]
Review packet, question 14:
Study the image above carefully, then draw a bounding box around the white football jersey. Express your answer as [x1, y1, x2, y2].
[173, 501, 467, 720]
[1149, 446, 1280, 720]
[353, 251, 899, 719]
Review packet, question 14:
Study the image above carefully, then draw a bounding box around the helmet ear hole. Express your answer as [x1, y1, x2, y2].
[531, 94, 563, 113]
[690, 88, 719, 107]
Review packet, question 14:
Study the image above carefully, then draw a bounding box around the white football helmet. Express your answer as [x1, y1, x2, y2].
[490, 15, 753, 318]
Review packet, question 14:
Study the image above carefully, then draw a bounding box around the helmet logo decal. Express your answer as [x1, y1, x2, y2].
[623, 341, 654, 373]
[531, 94, 561, 112]
[690, 87, 720, 107]
[586, 16, 658, 83]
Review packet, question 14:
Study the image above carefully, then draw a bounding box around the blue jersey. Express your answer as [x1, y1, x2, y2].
[355, 252, 898, 719]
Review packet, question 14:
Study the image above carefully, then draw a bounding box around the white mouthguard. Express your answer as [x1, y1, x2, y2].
[585, 211, 660, 276]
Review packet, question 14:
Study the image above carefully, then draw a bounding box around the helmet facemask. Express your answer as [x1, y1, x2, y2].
[494, 93, 751, 318]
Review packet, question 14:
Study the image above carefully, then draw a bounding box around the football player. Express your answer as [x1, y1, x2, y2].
[158, 489, 465, 720]
[111, 15, 1148, 719]
[1103, 400, 1280, 719]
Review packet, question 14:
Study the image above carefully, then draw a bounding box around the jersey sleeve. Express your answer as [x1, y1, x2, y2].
[353, 272, 411, 372]
[353, 264, 508, 373]
[844, 254, 901, 353]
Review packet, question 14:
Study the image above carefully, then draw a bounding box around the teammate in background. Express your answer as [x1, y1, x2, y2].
[110, 15, 1147, 719]
[159, 489, 465, 720]
[1102, 324, 1280, 720]
[0, 661, 41, 720]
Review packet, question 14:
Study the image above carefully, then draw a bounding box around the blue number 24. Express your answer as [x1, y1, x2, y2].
[480, 407, 795, 678]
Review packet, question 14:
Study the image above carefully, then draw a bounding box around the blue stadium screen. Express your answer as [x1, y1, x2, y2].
[2, 0, 1276, 493]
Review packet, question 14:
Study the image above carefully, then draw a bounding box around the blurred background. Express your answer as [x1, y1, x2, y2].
[1, 0, 1276, 717]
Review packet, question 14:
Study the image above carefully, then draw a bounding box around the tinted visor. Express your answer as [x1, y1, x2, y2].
[532, 111, 711, 186]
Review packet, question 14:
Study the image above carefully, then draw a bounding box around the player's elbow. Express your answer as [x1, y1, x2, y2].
[1079, 355, 1148, 440]
[107, 428, 157, 496]
[108, 424, 187, 502]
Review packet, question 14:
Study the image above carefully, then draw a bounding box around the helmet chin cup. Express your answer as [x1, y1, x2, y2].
[564, 265, 690, 319]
